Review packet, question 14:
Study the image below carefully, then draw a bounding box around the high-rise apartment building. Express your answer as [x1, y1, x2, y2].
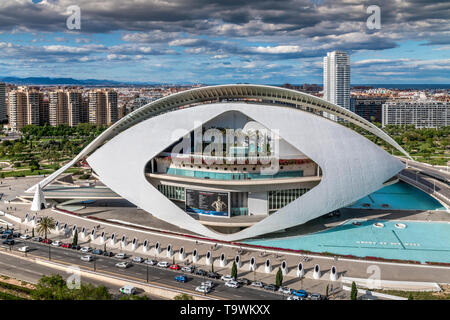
[49, 90, 68, 126]
[323, 51, 350, 120]
[8, 87, 42, 130]
[67, 90, 82, 127]
[0, 83, 6, 122]
[89, 89, 118, 126]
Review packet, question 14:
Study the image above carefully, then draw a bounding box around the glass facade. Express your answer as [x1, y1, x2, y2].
[166, 167, 303, 180]
[268, 188, 310, 211]
[157, 184, 185, 201]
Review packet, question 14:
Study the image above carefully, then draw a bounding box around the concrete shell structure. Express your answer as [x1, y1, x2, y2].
[28, 84, 407, 241]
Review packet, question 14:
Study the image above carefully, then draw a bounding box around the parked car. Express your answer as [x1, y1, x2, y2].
[18, 246, 30, 252]
[132, 256, 144, 263]
[175, 275, 187, 283]
[278, 287, 292, 295]
[32, 236, 43, 242]
[71, 245, 81, 250]
[221, 275, 235, 282]
[263, 284, 278, 292]
[1, 234, 12, 239]
[51, 241, 62, 247]
[2, 239, 14, 245]
[20, 234, 31, 240]
[225, 280, 239, 288]
[207, 272, 220, 279]
[119, 285, 136, 295]
[12, 232, 21, 238]
[181, 266, 194, 273]
[195, 285, 211, 293]
[250, 281, 264, 288]
[92, 249, 103, 255]
[287, 295, 303, 300]
[2, 230, 12, 235]
[157, 261, 170, 268]
[42, 238, 52, 244]
[201, 281, 214, 288]
[194, 269, 207, 276]
[80, 246, 91, 253]
[80, 255, 93, 262]
[115, 261, 131, 269]
[144, 259, 157, 265]
[61, 243, 72, 248]
[103, 251, 114, 257]
[237, 278, 251, 286]
[308, 293, 323, 300]
[115, 253, 127, 259]
[169, 264, 180, 270]
[292, 289, 308, 298]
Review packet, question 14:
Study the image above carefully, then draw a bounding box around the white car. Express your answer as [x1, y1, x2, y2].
[250, 281, 264, 288]
[115, 253, 127, 259]
[131, 256, 144, 263]
[195, 285, 211, 293]
[278, 287, 292, 294]
[225, 280, 239, 288]
[81, 255, 93, 262]
[144, 259, 157, 265]
[157, 261, 170, 268]
[20, 234, 31, 240]
[52, 241, 62, 247]
[18, 246, 30, 252]
[221, 275, 234, 282]
[115, 261, 131, 269]
[201, 281, 214, 288]
[287, 295, 302, 300]
[181, 266, 194, 273]
[80, 246, 91, 253]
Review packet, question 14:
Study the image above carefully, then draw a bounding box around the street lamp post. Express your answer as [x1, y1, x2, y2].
[48, 243, 51, 260]
[146, 263, 149, 283]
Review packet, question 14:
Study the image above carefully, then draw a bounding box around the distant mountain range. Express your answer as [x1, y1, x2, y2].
[0, 76, 162, 86]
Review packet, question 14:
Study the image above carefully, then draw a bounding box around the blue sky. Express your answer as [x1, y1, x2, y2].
[0, 0, 449, 84]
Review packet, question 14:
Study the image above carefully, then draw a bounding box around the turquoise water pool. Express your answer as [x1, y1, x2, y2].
[347, 181, 446, 211]
[244, 219, 450, 263]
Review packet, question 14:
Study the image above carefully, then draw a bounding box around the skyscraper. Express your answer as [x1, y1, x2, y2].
[0, 83, 6, 123]
[8, 87, 42, 130]
[88, 89, 118, 126]
[323, 51, 350, 120]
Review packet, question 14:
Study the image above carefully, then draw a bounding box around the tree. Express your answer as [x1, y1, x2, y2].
[211, 263, 214, 273]
[32, 228, 35, 237]
[275, 267, 283, 288]
[350, 281, 358, 300]
[408, 293, 414, 300]
[174, 293, 194, 300]
[36, 216, 56, 239]
[231, 261, 237, 280]
[72, 229, 78, 247]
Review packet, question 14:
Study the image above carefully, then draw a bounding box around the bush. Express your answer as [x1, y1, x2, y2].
[350, 281, 358, 300]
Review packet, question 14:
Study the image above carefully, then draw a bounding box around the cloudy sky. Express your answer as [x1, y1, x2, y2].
[0, 0, 449, 84]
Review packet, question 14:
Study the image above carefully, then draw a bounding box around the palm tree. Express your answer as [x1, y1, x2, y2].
[36, 216, 56, 240]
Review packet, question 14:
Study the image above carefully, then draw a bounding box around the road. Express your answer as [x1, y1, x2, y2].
[0, 239, 284, 300]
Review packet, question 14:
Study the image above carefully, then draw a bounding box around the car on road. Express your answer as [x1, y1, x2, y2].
[115, 261, 131, 269]
[42, 238, 52, 244]
[308, 293, 323, 300]
[278, 287, 292, 295]
[2, 239, 14, 245]
[2, 230, 12, 235]
[32, 236, 43, 242]
[181, 266, 194, 273]
[103, 251, 114, 257]
[20, 234, 31, 240]
[169, 264, 180, 270]
[292, 289, 308, 298]
[115, 253, 127, 259]
[12, 232, 21, 238]
[194, 269, 207, 276]
[195, 285, 211, 293]
[144, 259, 157, 265]
[92, 249, 103, 255]
[80, 246, 91, 253]
[287, 295, 303, 300]
[132, 256, 144, 263]
[201, 281, 214, 288]
[119, 285, 136, 295]
[220, 275, 235, 282]
[237, 278, 251, 286]
[81, 255, 93, 262]
[225, 280, 239, 288]
[207, 272, 220, 279]
[1, 234, 12, 239]
[51, 241, 62, 247]
[18, 246, 30, 252]
[61, 243, 72, 248]
[250, 281, 264, 288]
[71, 245, 81, 250]
[175, 275, 187, 283]
[157, 261, 170, 268]
[263, 284, 278, 292]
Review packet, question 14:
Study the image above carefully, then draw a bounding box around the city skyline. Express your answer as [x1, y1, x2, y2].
[0, 0, 448, 84]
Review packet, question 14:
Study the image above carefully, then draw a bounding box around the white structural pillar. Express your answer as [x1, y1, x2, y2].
[54, 221, 60, 232]
[90, 228, 96, 241]
[281, 260, 288, 276]
[297, 263, 304, 278]
[179, 247, 185, 260]
[249, 257, 256, 271]
[155, 241, 161, 255]
[206, 251, 212, 265]
[313, 264, 321, 280]
[31, 215, 37, 227]
[192, 248, 198, 263]
[166, 243, 173, 257]
[330, 266, 338, 281]
[24, 213, 30, 223]
[110, 233, 116, 246]
[143, 240, 149, 253]
[131, 238, 138, 251]
[121, 235, 127, 248]
[80, 227, 86, 239]
[30, 184, 46, 211]
[219, 253, 227, 267]
[265, 259, 272, 274]
[235, 255, 241, 269]
[72, 225, 77, 236]
[100, 231, 106, 244]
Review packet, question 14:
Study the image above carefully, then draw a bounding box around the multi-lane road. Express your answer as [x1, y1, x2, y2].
[1, 239, 284, 300]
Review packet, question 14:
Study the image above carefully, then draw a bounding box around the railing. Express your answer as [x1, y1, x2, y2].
[398, 173, 450, 208]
